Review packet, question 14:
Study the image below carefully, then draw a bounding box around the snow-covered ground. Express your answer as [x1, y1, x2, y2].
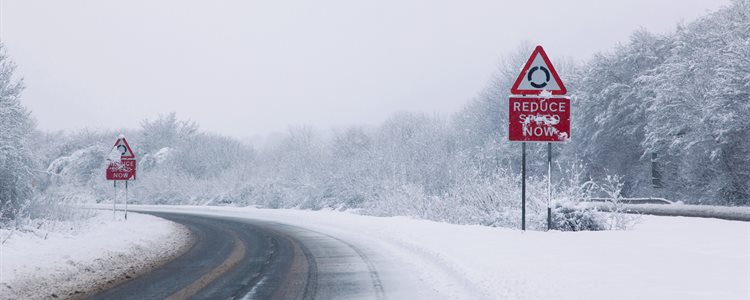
[138, 205, 750, 300]
[0, 211, 191, 300]
[1, 205, 747, 299]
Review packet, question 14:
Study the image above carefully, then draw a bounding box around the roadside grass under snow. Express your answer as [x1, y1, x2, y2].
[137, 205, 750, 300]
[0, 211, 190, 300]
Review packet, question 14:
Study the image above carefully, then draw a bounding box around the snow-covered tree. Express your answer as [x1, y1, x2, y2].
[451, 44, 532, 176]
[571, 30, 671, 197]
[0, 43, 35, 221]
[139, 112, 198, 154]
[638, 0, 750, 204]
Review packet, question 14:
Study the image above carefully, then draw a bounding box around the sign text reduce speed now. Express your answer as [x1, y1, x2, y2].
[508, 97, 570, 142]
[106, 159, 136, 180]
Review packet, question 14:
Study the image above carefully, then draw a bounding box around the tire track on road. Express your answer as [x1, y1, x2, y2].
[319, 232, 386, 300]
[165, 231, 246, 300]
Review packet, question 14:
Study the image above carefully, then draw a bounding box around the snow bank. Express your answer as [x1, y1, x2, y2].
[0, 211, 191, 299]
[137, 205, 750, 300]
[620, 203, 750, 221]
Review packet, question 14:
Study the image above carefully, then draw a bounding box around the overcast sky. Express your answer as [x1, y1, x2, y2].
[0, 0, 729, 138]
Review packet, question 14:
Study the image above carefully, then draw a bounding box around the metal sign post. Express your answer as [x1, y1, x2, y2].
[125, 181, 128, 220]
[547, 143, 552, 231]
[113, 181, 117, 220]
[521, 142, 526, 231]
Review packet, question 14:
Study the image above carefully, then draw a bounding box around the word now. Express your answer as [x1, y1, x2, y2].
[508, 97, 571, 142]
[523, 123, 561, 137]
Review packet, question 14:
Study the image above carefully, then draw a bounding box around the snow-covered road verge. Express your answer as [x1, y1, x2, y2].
[137, 205, 750, 300]
[0, 211, 191, 300]
[621, 203, 750, 221]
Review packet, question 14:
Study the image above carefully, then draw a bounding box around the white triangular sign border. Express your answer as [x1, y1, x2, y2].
[113, 137, 135, 159]
[510, 45, 567, 96]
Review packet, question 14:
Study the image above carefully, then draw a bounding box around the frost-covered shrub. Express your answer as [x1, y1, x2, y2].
[595, 175, 641, 230]
[1, 186, 98, 244]
[361, 183, 428, 217]
[23, 187, 97, 222]
[251, 182, 294, 209]
[552, 203, 605, 231]
[46, 145, 108, 186]
[546, 173, 642, 231]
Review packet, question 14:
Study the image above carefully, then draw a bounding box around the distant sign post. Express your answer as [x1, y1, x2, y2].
[508, 45, 570, 231]
[106, 136, 136, 220]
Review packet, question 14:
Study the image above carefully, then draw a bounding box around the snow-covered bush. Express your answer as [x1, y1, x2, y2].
[594, 175, 641, 230]
[552, 204, 605, 231]
[22, 187, 97, 222]
[46, 145, 108, 186]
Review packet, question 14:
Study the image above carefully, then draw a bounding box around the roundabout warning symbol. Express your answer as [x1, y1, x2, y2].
[527, 66, 550, 88]
[510, 45, 567, 95]
[112, 137, 135, 159]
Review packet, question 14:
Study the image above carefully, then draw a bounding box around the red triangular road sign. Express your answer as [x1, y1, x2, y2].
[112, 137, 135, 159]
[510, 45, 567, 96]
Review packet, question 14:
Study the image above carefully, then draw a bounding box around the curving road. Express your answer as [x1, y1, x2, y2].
[91, 212, 386, 300]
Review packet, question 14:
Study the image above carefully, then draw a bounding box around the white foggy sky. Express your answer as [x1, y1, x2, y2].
[0, 0, 728, 138]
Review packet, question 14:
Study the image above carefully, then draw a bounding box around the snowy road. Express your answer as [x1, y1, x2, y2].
[91, 211, 385, 300]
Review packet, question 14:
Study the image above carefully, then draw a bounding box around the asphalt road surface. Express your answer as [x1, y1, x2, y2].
[90, 212, 386, 300]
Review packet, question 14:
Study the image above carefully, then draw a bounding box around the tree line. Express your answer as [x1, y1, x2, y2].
[1, 0, 748, 229]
